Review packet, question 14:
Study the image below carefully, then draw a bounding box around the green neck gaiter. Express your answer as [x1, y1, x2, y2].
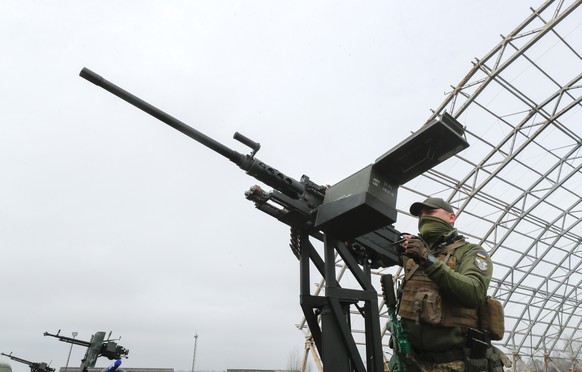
[418, 216, 457, 247]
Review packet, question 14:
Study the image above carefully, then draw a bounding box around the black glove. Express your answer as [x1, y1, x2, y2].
[405, 237, 430, 265]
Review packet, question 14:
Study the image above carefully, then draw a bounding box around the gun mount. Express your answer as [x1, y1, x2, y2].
[79, 67, 469, 372]
[44, 331, 128, 372]
[0, 353, 54, 372]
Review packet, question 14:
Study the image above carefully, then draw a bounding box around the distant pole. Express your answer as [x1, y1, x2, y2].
[65, 331, 78, 371]
[191, 332, 199, 372]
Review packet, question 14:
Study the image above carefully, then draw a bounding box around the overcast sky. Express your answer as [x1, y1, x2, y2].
[1, 1, 531, 371]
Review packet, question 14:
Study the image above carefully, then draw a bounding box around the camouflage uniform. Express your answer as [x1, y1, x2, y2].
[388, 198, 506, 372]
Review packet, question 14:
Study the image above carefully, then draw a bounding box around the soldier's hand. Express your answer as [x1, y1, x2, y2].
[405, 237, 430, 265]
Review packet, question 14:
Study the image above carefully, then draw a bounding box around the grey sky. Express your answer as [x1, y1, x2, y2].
[1, 1, 530, 371]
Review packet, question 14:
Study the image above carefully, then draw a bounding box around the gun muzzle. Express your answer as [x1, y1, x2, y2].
[80, 68, 105, 86]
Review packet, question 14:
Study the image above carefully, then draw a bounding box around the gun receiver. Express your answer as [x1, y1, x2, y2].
[1, 353, 54, 372]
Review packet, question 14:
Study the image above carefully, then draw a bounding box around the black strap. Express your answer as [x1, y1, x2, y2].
[414, 347, 468, 363]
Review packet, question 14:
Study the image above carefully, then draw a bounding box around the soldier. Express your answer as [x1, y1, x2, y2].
[389, 197, 509, 372]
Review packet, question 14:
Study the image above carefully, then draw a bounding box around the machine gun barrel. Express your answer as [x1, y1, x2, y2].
[1, 353, 33, 366]
[79, 67, 310, 200]
[80, 68, 237, 161]
[43, 331, 92, 347]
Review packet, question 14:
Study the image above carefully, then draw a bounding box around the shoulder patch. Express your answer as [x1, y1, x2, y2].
[474, 254, 489, 272]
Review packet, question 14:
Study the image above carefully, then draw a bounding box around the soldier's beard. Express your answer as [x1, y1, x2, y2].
[418, 216, 455, 247]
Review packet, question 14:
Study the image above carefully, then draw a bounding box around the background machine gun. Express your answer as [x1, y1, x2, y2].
[0, 353, 54, 372]
[79, 67, 469, 372]
[44, 331, 128, 372]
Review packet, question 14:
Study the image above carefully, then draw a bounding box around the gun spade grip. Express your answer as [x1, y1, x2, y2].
[80, 67, 104, 86]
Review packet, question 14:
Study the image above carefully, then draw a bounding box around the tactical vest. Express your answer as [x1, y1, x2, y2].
[398, 239, 480, 328]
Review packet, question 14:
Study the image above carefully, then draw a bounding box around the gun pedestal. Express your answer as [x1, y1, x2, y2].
[298, 233, 384, 372]
[320, 302, 352, 370]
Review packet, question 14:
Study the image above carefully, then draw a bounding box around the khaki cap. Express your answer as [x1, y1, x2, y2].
[410, 197, 454, 216]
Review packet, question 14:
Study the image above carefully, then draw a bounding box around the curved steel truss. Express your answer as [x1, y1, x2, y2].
[415, 0, 582, 362]
[298, 0, 582, 368]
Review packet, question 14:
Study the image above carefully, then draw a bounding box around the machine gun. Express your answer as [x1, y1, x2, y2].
[0, 353, 54, 372]
[79, 67, 469, 372]
[44, 331, 128, 372]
